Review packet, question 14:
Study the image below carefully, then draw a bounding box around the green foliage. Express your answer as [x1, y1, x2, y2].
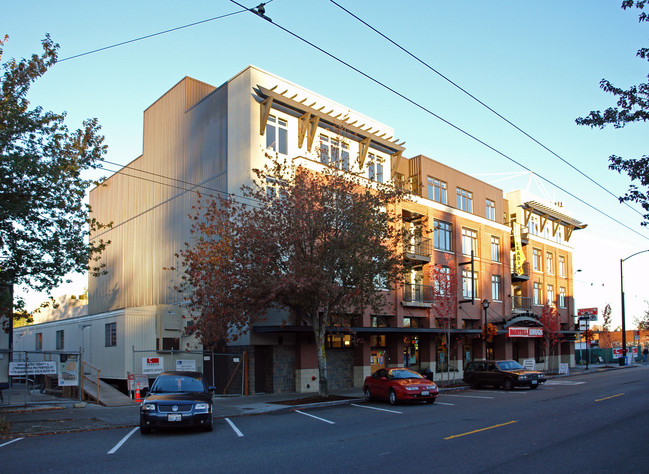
[0, 35, 111, 315]
[576, 1, 649, 225]
[176, 152, 407, 395]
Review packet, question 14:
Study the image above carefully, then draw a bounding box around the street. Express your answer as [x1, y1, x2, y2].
[2, 367, 648, 473]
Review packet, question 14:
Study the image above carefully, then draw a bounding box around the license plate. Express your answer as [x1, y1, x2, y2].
[167, 414, 182, 422]
[531, 380, 538, 385]
[421, 390, 430, 396]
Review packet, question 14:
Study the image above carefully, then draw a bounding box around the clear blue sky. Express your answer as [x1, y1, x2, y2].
[3, 0, 648, 328]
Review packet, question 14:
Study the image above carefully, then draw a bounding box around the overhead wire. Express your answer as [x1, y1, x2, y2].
[328, 0, 645, 219]
[230, 0, 649, 242]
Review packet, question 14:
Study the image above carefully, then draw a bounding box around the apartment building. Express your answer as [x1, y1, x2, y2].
[18, 65, 586, 393]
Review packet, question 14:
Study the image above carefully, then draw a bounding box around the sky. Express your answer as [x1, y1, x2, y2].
[3, 0, 648, 328]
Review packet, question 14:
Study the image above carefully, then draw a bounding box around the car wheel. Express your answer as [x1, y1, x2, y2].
[364, 387, 372, 402]
[503, 378, 514, 391]
[389, 389, 398, 406]
[469, 377, 480, 389]
[530, 383, 539, 390]
[140, 419, 151, 435]
[427, 398, 436, 405]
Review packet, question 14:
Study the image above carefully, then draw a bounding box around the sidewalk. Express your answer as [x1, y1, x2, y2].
[0, 363, 638, 439]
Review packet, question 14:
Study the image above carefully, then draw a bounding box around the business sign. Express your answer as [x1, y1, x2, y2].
[142, 357, 164, 374]
[58, 360, 79, 387]
[578, 307, 598, 321]
[9, 361, 58, 376]
[612, 347, 638, 357]
[508, 327, 544, 338]
[176, 359, 196, 372]
[523, 359, 536, 370]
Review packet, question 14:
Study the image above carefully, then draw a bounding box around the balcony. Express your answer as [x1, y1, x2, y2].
[510, 222, 529, 246]
[511, 261, 530, 282]
[404, 238, 432, 263]
[512, 296, 532, 314]
[402, 283, 434, 307]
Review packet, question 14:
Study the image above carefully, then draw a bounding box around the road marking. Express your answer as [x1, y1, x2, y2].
[545, 380, 586, 385]
[445, 420, 518, 440]
[351, 404, 402, 414]
[108, 427, 139, 454]
[225, 417, 244, 437]
[444, 394, 494, 399]
[0, 438, 24, 448]
[595, 393, 624, 402]
[295, 410, 335, 424]
[435, 402, 455, 406]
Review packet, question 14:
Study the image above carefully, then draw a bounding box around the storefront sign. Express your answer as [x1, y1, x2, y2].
[508, 327, 543, 338]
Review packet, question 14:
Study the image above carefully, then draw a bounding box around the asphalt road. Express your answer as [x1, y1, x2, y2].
[2, 367, 648, 473]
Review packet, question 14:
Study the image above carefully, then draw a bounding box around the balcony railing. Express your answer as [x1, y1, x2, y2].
[402, 283, 434, 304]
[512, 296, 532, 313]
[403, 238, 432, 262]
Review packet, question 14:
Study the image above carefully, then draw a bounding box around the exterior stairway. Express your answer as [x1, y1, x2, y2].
[82, 373, 138, 407]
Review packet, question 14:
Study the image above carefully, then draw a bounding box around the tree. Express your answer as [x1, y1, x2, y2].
[0, 34, 110, 324]
[576, 1, 649, 225]
[539, 304, 562, 372]
[175, 152, 407, 396]
[633, 300, 649, 329]
[599, 303, 613, 349]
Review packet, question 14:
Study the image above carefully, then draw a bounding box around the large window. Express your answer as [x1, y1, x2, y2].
[105, 322, 117, 347]
[461, 227, 478, 257]
[486, 199, 496, 221]
[559, 287, 567, 308]
[266, 115, 287, 155]
[462, 269, 478, 299]
[434, 220, 453, 251]
[546, 252, 554, 274]
[533, 282, 542, 305]
[367, 153, 383, 183]
[456, 187, 473, 213]
[341, 142, 350, 171]
[428, 177, 447, 204]
[35, 333, 42, 351]
[491, 236, 500, 263]
[547, 284, 555, 306]
[533, 248, 542, 272]
[558, 255, 566, 277]
[491, 274, 502, 301]
[56, 330, 64, 350]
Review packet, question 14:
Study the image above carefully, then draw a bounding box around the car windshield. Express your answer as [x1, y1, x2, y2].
[497, 361, 524, 370]
[151, 375, 205, 393]
[389, 369, 423, 380]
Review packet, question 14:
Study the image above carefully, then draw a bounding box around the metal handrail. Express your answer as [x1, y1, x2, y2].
[403, 283, 434, 303]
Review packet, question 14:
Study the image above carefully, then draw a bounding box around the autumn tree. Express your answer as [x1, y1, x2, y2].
[176, 153, 407, 396]
[599, 303, 613, 349]
[539, 304, 562, 372]
[1, 35, 110, 330]
[633, 300, 649, 329]
[576, 1, 649, 225]
[429, 254, 458, 380]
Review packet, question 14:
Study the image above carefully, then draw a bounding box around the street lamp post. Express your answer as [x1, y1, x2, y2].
[482, 299, 489, 360]
[620, 250, 649, 365]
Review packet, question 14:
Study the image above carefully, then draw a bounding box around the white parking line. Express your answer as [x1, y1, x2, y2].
[545, 380, 586, 385]
[435, 402, 455, 406]
[295, 410, 335, 424]
[444, 394, 495, 399]
[0, 438, 24, 448]
[225, 418, 244, 437]
[108, 427, 139, 454]
[351, 404, 402, 414]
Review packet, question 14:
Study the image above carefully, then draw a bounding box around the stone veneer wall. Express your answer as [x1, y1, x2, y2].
[272, 344, 296, 393]
[327, 349, 353, 390]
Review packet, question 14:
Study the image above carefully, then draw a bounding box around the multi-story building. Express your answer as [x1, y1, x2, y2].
[15, 66, 586, 393]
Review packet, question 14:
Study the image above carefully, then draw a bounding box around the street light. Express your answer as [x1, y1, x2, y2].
[620, 250, 649, 364]
[482, 299, 489, 360]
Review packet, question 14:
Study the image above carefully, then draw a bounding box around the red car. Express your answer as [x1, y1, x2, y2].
[363, 367, 439, 405]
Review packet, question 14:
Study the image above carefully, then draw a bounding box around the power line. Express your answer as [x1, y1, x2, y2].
[328, 0, 644, 220]
[230, 0, 649, 242]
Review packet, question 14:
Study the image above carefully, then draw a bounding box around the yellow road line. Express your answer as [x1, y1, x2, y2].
[445, 420, 518, 440]
[595, 393, 624, 402]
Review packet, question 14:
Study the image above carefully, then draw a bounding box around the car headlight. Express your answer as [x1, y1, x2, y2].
[194, 402, 210, 411]
[519, 375, 528, 380]
[405, 386, 420, 391]
[141, 403, 156, 411]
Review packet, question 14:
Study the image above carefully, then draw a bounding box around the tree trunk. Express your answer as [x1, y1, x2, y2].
[314, 326, 329, 397]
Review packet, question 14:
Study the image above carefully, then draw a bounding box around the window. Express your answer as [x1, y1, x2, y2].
[56, 330, 64, 350]
[326, 334, 352, 348]
[559, 287, 567, 308]
[319, 134, 329, 164]
[491, 236, 500, 263]
[105, 322, 117, 347]
[265, 176, 287, 200]
[486, 199, 496, 221]
[546, 252, 554, 274]
[434, 220, 453, 251]
[368, 160, 375, 181]
[558, 255, 566, 277]
[547, 284, 554, 306]
[428, 177, 447, 204]
[35, 333, 42, 351]
[266, 115, 287, 155]
[491, 275, 502, 301]
[341, 142, 350, 171]
[462, 269, 478, 299]
[533, 282, 542, 305]
[461, 228, 478, 257]
[330, 138, 340, 167]
[433, 265, 450, 296]
[456, 187, 473, 213]
[532, 248, 542, 272]
[376, 161, 383, 183]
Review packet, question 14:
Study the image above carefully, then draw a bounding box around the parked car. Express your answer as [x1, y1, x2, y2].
[363, 367, 439, 405]
[139, 371, 215, 434]
[463, 360, 546, 390]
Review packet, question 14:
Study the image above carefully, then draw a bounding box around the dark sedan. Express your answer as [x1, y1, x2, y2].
[463, 360, 546, 390]
[363, 367, 439, 405]
[139, 371, 215, 434]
